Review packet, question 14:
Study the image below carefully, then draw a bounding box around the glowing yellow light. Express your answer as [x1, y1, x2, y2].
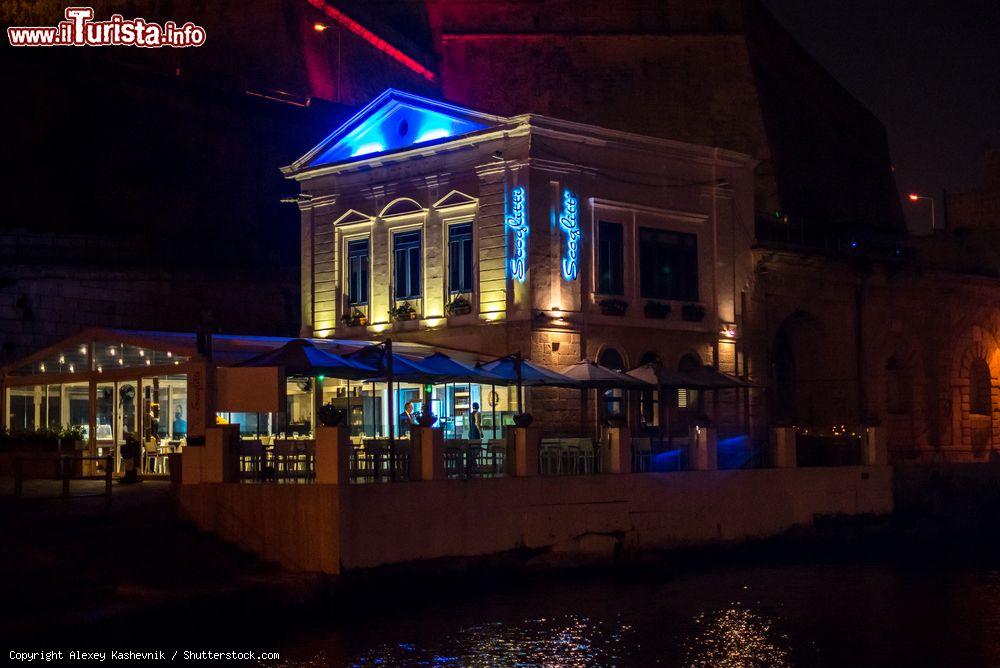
[145, 359, 151, 366]
[39, 363, 45, 372]
[483, 311, 504, 322]
[315, 329, 331, 338]
[313, 22, 328, 32]
[173, 360, 179, 366]
[139, 349, 145, 357]
[79, 345, 87, 355]
[166, 351, 172, 357]
[97, 366, 103, 373]
[109, 347, 116, 356]
[425, 318, 446, 329]
[118, 358, 124, 365]
[68, 364, 74, 372]
[369, 323, 391, 333]
[58, 355, 65, 364]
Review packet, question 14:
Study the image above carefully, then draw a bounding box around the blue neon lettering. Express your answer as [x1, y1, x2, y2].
[558, 189, 580, 281]
[506, 186, 528, 283]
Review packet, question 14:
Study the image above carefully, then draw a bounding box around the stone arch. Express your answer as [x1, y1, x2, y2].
[596, 345, 627, 372]
[770, 309, 832, 427]
[949, 324, 1000, 457]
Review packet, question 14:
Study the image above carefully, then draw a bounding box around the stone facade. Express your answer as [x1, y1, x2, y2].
[287, 98, 756, 437]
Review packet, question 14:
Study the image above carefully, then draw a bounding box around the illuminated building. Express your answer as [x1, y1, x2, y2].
[284, 89, 757, 436]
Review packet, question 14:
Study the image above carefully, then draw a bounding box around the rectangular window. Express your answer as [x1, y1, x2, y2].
[639, 227, 698, 301]
[393, 230, 422, 300]
[597, 221, 624, 295]
[346, 238, 369, 305]
[448, 222, 474, 294]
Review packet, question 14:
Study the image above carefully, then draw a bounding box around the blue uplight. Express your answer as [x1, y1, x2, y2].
[304, 90, 492, 167]
[415, 128, 451, 143]
[506, 186, 528, 283]
[351, 141, 385, 157]
[558, 189, 580, 281]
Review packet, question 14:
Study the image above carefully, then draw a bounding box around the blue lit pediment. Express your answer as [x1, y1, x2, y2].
[297, 89, 501, 169]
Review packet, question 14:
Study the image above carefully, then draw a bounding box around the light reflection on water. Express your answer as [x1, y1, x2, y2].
[270, 563, 1000, 667]
[347, 615, 630, 667]
[683, 605, 789, 667]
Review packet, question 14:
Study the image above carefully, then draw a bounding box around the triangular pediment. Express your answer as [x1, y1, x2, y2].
[333, 209, 372, 226]
[433, 189, 478, 209]
[291, 89, 504, 171]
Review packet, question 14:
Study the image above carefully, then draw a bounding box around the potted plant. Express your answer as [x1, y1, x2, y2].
[317, 404, 346, 427]
[58, 425, 86, 451]
[681, 303, 706, 322]
[598, 298, 629, 317]
[416, 410, 438, 427]
[512, 413, 534, 427]
[644, 300, 671, 319]
[446, 294, 473, 316]
[341, 308, 367, 327]
[389, 301, 418, 321]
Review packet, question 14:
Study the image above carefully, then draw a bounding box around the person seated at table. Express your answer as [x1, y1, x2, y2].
[399, 401, 415, 435]
[469, 402, 483, 442]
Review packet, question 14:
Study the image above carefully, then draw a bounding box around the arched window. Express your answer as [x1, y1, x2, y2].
[598, 348, 625, 372]
[969, 358, 992, 416]
[598, 348, 626, 419]
[886, 356, 912, 414]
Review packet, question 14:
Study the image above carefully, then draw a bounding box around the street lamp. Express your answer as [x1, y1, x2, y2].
[907, 193, 937, 230]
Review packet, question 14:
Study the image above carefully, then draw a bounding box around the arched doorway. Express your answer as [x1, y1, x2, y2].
[638, 351, 661, 431]
[770, 310, 832, 428]
[669, 352, 702, 438]
[598, 348, 626, 424]
[969, 358, 993, 453]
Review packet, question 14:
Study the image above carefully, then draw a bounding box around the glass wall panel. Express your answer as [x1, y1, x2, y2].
[6, 386, 41, 430]
[284, 377, 314, 436]
[116, 381, 138, 444]
[64, 382, 90, 439]
[8, 343, 89, 377]
[45, 384, 62, 430]
[92, 341, 189, 372]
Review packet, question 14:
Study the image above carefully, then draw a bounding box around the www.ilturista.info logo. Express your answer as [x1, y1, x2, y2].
[8, 7, 206, 47]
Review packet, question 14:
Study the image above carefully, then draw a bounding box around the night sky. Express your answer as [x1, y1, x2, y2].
[762, 0, 1000, 232]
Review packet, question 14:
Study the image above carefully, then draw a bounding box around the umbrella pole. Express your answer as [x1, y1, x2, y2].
[491, 384, 497, 440]
[515, 352, 524, 414]
[386, 339, 395, 482]
[346, 380, 351, 437]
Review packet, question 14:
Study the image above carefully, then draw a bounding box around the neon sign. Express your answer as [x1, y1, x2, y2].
[558, 189, 580, 281]
[506, 186, 528, 283]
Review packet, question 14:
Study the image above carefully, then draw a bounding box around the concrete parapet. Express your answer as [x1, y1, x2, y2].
[182, 425, 239, 484]
[315, 426, 351, 485]
[506, 427, 539, 477]
[688, 425, 718, 470]
[410, 427, 445, 481]
[605, 427, 632, 473]
[769, 427, 797, 468]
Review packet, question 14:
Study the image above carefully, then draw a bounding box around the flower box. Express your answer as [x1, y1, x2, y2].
[681, 303, 706, 322]
[598, 299, 629, 317]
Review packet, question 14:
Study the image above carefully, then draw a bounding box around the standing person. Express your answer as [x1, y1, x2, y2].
[399, 401, 415, 436]
[469, 402, 483, 442]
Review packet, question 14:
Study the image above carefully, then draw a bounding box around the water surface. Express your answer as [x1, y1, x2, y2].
[272, 560, 1000, 666]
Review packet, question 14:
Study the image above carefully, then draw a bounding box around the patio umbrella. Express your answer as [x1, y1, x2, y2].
[237, 338, 376, 379]
[345, 344, 445, 383]
[684, 364, 758, 390]
[560, 359, 653, 389]
[480, 354, 579, 415]
[479, 357, 579, 387]
[626, 362, 693, 387]
[418, 352, 507, 384]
